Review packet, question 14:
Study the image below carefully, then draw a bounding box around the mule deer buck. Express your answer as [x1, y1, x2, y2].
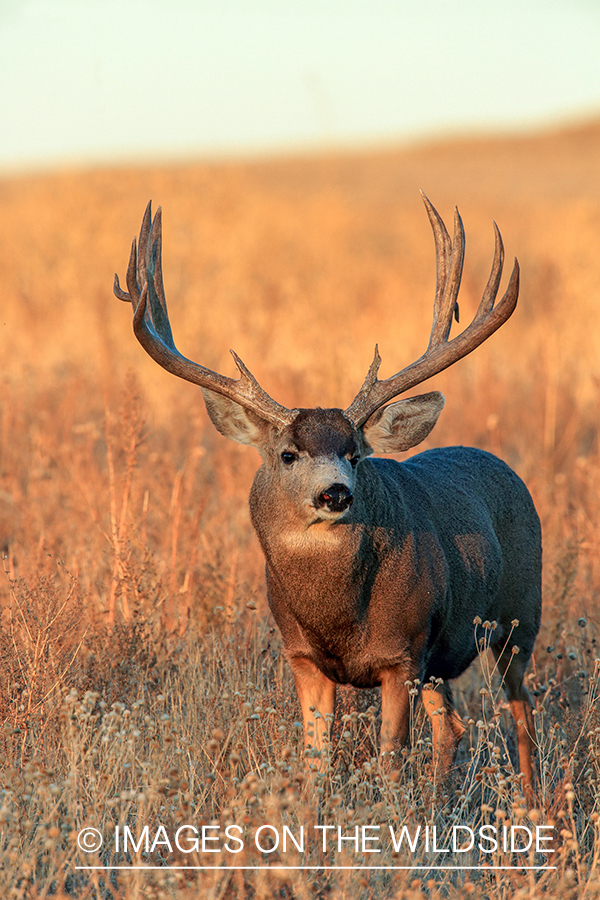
[115, 196, 541, 790]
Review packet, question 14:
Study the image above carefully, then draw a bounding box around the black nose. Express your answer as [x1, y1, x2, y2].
[316, 483, 354, 513]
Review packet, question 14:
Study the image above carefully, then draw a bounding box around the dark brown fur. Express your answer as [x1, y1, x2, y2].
[246, 414, 541, 786]
[115, 198, 540, 790]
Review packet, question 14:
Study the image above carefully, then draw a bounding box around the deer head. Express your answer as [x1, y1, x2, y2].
[114, 196, 518, 526]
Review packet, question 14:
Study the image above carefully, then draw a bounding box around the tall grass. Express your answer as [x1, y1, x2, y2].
[0, 120, 599, 897]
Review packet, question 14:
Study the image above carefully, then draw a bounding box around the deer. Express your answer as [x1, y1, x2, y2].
[114, 195, 541, 791]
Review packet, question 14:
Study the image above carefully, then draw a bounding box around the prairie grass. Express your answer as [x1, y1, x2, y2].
[0, 120, 599, 897]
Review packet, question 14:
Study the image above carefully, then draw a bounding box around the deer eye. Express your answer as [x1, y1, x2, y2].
[281, 451, 297, 465]
[349, 456, 360, 468]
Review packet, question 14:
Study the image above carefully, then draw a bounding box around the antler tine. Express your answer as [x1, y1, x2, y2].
[345, 198, 519, 428]
[428, 206, 464, 348]
[143, 206, 176, 351]
[113, 236, 137, 302]
[476, 221, 504, 320]
[421, 191, 453, 329]
[137, 200, 152, 289]
[114, 202, 154, 306]
[116, 203, 298, 429]
[113, 266, 130, 302]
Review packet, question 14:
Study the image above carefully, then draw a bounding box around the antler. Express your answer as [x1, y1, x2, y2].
[344, 193, 519, 428]
[114, 202, 297, 428]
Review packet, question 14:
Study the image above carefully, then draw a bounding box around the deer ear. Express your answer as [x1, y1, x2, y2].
[362, 391, 445, 453]
[201, 389, 271, 449]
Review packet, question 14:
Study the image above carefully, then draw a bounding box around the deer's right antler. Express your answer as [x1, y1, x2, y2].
[114, 202, 297, 429]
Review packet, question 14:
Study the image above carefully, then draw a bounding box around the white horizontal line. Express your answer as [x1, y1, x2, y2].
[76, 865, 557, 871]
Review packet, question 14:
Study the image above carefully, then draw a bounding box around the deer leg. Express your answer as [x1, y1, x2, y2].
[492, 644, 536, 795]
[380, 668, 413, 756]
[422, 682, 465, 776]
[289, 657, 336, 768]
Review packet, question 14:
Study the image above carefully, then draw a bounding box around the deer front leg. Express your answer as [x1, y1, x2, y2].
[289, 657, 336, 769]
[380, 668, 412, 757]
[422, 682, 465, 776]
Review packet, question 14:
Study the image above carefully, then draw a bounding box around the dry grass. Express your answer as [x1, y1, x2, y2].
[0, 119, 599, 897]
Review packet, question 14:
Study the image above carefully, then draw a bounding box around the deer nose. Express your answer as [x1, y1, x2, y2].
[316, 483, 354, 513]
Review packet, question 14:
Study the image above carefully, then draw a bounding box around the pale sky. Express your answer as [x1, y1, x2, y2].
[1, 0, 600, 172]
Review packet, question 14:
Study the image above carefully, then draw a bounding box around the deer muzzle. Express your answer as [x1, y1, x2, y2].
[316, 483, 354, 513]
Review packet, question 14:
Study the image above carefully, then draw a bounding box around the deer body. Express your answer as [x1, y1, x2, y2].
[247, 420, 541, 776]
[253, 443, 540, 690]
[115, 196, 541, 789]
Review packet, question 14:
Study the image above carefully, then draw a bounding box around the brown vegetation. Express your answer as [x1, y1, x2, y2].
[0, 119, 599, 897]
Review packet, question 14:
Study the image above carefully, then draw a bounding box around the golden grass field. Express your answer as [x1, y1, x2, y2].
[0, 119, 599, 898]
